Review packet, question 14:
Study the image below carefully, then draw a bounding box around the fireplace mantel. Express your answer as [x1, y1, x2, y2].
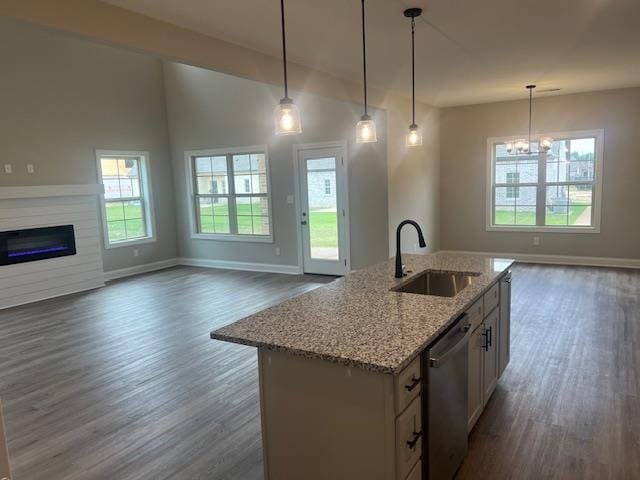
[0, 184, 103, 200]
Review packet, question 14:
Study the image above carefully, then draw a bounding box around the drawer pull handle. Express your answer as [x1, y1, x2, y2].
[404, 376, 421, 392]
[406, 430, 422, 449]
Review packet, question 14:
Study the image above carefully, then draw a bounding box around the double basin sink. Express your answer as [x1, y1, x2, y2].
[391, 270, 479, 298]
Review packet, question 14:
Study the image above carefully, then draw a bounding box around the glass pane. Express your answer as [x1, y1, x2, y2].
[494, 207, 515, 225]
[196, 176, 214, 194]
[212, 156, 228, 174]
[107, 221, 127, 242]
[569, 184, 593, 205]
[252, 174, 268, 194]
[234, 174, 252, 193]
[569, 161, 594, 182]
[198, 197, 213, 233]
[250, 154, 267, 174]
[546, 185, 569, 206]
[306, 159, 338, 260]
[495, 187, 516, 206]
[546, 208, 569, 226]
[495, 161, 517, 184]
[212, 197, 229, 216]
[124, 200, 143, 220]
[307, 157, 335, 171]
[236, 197, 253, 234]
[233, 154, 251, 173]
[569, 138, 595, 181]
[515, 186, 537, 206]
[252, 216, 270, 235]
[571, 206, 592, 226]
[125, 219, 146, 238]
[214, 216, 230, 234]
[251, 197, 269, 217]
[515, 207, 536, 225]
[195, 157, 212, 174]
[105, 202, 125, 221]
[517, 157, 538, 183]
[199, 215, 215, 233]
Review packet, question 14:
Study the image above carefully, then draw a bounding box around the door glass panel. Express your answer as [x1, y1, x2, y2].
[306, 157, 339, 260]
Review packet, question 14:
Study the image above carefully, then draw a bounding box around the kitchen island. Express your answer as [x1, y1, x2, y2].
[212, 252, 513, 480]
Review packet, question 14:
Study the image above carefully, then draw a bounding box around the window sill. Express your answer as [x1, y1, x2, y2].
[191, 233, 274, 243]
[105, 236, 157, 249]
[486, 225, 600, 234]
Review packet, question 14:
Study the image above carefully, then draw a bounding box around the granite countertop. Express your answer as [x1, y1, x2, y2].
[211, 252, 514, 374]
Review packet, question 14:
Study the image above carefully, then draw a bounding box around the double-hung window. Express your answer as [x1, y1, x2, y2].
[96, 150, 155, 248]
[488, 130, 603, 232]
[186, 146, 273, 242]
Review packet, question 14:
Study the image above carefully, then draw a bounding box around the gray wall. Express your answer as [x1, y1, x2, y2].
[441, 88, 640, 259]
[0, 18, 178, 272]
[163, 62, 389, 270]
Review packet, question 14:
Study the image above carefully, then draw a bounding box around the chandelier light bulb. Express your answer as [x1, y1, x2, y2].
[274, 100, 302, 136]
[540, 137, 553, 152]
[505, 141, 514, 154]
[406, 124, 423, 147]
[356, 115, 377, 144]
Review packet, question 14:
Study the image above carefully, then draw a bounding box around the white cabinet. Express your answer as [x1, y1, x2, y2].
[482, 308, 499, 405]
[467, 324, 484, 432]
[498, 273, 512, 377]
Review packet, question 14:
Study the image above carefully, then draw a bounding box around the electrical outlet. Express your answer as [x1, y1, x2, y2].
[275, 247, 281, 256]
[27, 164, 35, 174]
[4, 164, 12, 174]
[533, 236, 540, 246]
[287, 195, 294, 204]
[133, 249, 139, 257]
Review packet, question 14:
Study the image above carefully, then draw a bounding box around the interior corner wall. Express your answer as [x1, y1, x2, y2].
[0, 18, 179, 272]
[386, 101, 441, 256]
[162, 62, 389, 270]
[440, 87, 640, 259]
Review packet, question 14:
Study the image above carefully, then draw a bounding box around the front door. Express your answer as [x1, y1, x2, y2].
[296, 145, 349, 275]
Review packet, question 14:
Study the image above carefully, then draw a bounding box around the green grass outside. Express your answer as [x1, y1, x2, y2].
[495, 205, 588, 226]
[106, 203, 145, 242]
[308, 211, 338, 247]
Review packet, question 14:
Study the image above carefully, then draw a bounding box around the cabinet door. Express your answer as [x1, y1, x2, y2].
[482, 309, 499, 405]
[498, 273, 512, 377]
[467, 325, 484, 433]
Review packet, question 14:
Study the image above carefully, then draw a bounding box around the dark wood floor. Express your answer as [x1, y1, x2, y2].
[1, 264, 638, 479]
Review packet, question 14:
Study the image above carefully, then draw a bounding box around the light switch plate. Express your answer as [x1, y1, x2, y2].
[27, 164, 35, 174]
[4, 164, 11, 174]
[287, 195, 294, 204]
[533, 236, 540, 246]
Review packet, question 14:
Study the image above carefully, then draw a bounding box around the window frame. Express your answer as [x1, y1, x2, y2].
[486, 129, 604, 234]
[184, 145, 274, 243]
[96, 149, 157, 249]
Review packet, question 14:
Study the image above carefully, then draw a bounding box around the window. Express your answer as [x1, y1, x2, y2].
[186, 146, 272, 242]
[96, 150, 155, 247]
[324, 179, 332, 195]
[487, 130, 603, 232]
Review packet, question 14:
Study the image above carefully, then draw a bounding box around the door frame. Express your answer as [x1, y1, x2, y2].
[293, 140, 351, 275]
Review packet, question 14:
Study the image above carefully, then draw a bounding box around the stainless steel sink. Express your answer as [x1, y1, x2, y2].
[391, 270, 479, 297]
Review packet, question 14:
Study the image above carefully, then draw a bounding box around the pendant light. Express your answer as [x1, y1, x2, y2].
[404, 8, 423, 147]
[355, 0, 377, 143]
[274, 0, 302, 136]
[505, 85, 552, 155]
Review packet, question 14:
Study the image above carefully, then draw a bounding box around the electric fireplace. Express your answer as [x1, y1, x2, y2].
[0, 225, 76, 266]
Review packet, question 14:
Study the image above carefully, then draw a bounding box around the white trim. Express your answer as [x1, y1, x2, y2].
[104, 258, 179, 282]
[184, 145, 275, 243]
[439, 250, 640, 270]
[292, 140, 351, 275]
[95, 150, 157, 249]
[0, 184, 102, 199]
[486, 129, 604, 234]
[178, 257, 300, 275]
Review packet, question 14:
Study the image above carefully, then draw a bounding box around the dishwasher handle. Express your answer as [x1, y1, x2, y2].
[429, 315, 473, 368]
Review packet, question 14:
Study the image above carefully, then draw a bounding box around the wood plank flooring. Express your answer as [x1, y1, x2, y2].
[1, 264, 639, 479]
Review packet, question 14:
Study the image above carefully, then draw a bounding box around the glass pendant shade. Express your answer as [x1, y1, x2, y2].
[515, 139, 526, 153]
[505, 141, 514, 154]
[356, 115, 377, 144]
[406, 124, 423, 147]
[540, 136, 553, 152]
[274, 99, 302, 136]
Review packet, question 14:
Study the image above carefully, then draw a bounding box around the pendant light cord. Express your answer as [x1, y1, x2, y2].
[280, 0, 289, 99]
[361, 0, 368, 116]
[528, 86, 533, 146]
[411, 17, 416, 126]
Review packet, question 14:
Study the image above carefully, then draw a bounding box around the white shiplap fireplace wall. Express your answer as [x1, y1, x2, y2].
[0, 185, 105, 309]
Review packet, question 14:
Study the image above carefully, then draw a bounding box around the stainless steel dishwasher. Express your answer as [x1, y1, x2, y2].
[422, 313, 473, 480]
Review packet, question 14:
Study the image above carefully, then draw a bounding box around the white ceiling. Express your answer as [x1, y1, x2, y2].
[103, 0, 640, 107]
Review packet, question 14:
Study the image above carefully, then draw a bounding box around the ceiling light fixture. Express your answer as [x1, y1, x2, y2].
[274, 0, 302, 136]
[506, 85, 552, 155]
[404, 7, 423, 147]
[355, 0, 377, 143]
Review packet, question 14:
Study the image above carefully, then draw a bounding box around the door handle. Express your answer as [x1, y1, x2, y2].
[406, 430, 422, 449]
[301, 220, 307, 225]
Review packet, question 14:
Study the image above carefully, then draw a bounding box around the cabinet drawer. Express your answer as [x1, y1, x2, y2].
[483, 282, 499, 314]
[396, 397, 422, 480]
[466, 297, 484, 331]
[394, 356, 421, 414]
[405, 459, 421, 480]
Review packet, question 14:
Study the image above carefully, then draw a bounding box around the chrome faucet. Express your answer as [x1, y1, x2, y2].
[395, 220, 427, 278]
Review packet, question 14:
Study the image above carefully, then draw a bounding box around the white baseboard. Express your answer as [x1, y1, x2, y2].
[104, 258, 180, 282]
[438, 250, 640, 269]
[178, 257, 302, 275]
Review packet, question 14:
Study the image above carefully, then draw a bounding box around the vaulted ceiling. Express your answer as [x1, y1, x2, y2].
[103, 0, 640, 107]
